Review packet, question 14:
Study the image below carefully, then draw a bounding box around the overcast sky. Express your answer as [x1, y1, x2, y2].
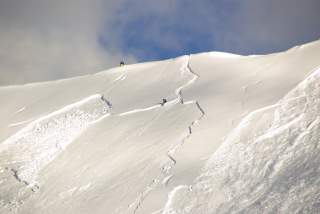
[0, 0, 319, 85]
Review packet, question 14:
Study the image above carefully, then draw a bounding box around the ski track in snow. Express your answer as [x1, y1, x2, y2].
[8, 119, 35, 128]
[118, 104, 162, 116]
[0, 55, 205, 214]
[126, 55, 205, 214]
[12, 107, 26, 116]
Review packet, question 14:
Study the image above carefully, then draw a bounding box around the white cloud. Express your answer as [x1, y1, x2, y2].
[214, 0, 320, 53]
[0, 0, 136, 85]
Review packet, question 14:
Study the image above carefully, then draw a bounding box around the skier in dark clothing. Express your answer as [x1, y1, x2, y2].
[161, 98, 167, 106]
[120, 61, 125, 67]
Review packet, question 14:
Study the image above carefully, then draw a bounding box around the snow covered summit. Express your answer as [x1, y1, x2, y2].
[0, 40, 320, 214]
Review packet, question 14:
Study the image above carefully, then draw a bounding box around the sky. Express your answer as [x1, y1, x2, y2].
[0, 0, 320, 85]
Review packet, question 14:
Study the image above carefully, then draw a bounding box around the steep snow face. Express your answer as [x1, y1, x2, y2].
[0, 95, 110, 184]
[0, 56, 193, 142]
[150, 41, 320, 214]
[0, 55, 201, 213]
[0, 95, 111, 212]
[168, 40, 320, 189]
[17, 102, 202, 214]
[162, 68, 320, 213]
[0, 40, 320, 214]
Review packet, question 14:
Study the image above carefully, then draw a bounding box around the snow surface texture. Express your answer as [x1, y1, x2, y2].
[1, 95, 110, 184]
[0, 95, 111, 211]
[0, 55, 203, 213]
[0, 40, 320, 213]
[162, 67, 320, 213]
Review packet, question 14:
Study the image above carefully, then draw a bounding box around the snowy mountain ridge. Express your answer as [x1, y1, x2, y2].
[0, 40, 320, 213]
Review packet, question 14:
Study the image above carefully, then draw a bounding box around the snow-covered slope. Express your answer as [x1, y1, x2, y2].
[163, 63, 320, 214]
[0, 40, 319, 214]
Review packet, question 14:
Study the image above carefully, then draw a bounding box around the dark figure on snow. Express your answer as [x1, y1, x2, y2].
[161, 98, 167, 106]
[120, 61, 125, 67]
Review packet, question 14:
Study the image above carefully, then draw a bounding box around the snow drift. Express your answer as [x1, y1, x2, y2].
[0, 40, 320, 214]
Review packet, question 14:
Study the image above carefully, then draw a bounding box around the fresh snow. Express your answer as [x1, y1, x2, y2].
[0, 40, 320, 213]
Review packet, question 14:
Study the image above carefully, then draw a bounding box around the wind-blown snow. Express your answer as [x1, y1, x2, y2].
[0, 39, 320, 214]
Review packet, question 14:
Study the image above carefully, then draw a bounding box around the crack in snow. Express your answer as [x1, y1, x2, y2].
[0, 55, 206, 214]
[161, 66, 320, 214]
[128, 55, 206, 214]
